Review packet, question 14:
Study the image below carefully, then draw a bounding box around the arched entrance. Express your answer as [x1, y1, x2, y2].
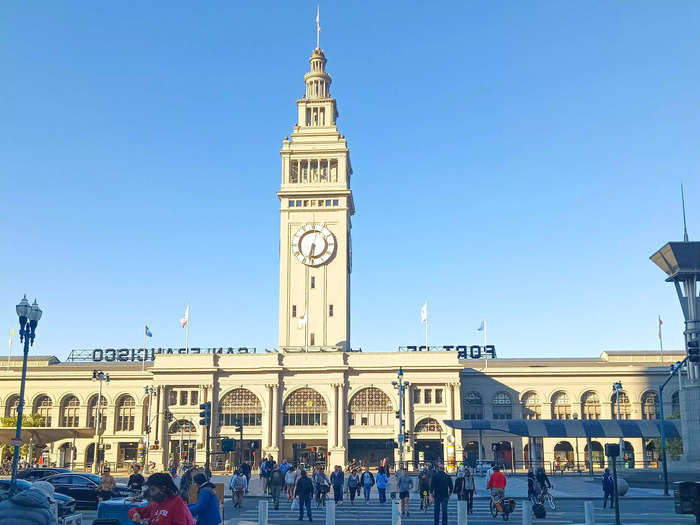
[413, 418, 443, 466]
[169, 420, 197, 465]
[553, 441, 574, 471]
[464, 441, 483, 467]
[584, 441, 604, 469]
[645, 440, 658, 467]
[58, 443, 73, 468]
[85, 443, 104, 471]
[622, 441, 635, 468]
[493, 441, 513, 469]
[347, 387, 394, 467]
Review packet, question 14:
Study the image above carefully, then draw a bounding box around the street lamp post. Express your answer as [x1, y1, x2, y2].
[11, 296, 42, 494]
[144, 386, 156, 472]
[659, 358, 688, 495]
[92, 370, 110, 474]
[613, 380, 624, 464]
[392, 367, 409, 469]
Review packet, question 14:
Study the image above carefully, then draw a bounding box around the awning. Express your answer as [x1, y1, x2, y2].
[0, 427, 95, 444]
[443, 419, 682, 439]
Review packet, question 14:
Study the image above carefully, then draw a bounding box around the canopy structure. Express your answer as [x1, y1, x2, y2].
[0, 427, 95, 444]
[443, 419, 682, 439]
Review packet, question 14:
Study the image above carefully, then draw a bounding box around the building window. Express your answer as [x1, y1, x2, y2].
[61, 395, 80, 427]
[116, 395, 136, 431]
[33, 395, 52, 427]
[552, 391, 572, 420]
[415, 418, 442, 433]
[492, 392, 513, 420]
[219, 388, 262, 427]
[311, 277, 315, 289]
[329, 305, 333, 317]
[5, 395, 19, 418]
[521, 392, 541, 420]
[289, 200, 295, 207]
[180, 391, 188, 406]
[581, 391, 601, 420]
[611, 391, 631, 420]
[292, 305, 297, 317]
[303, 200, 309, 207]
[463, 391, 483, 419]
[424, 389, 432, 404]
[296, 200, 302, 207]
[333, 199, 339, 206]
[88, 395, 108, 429]
[325, 200, 331, 206]
[190, 391, 198, 405]
[642, 391, 659, 420]
[349, 387, 393, 427]
[413, 389, 421, 404]
[168, 390, 177, 406]
[310, 333, 315, 345]
[318, 200, 324, 206]
[283, 388, 327, 426]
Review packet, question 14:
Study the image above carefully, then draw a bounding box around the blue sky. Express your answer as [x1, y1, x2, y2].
[2, 2, 699, 360]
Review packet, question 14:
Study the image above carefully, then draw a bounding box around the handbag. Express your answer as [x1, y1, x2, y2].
[291, 497, 299, 512]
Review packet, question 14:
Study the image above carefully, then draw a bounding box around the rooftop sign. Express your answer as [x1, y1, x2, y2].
[398, 345, 496, 359]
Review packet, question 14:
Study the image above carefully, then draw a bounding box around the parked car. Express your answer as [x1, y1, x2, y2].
[0, 478, 77, 518]
[44, 473, 130, 509]
[17, 467, 72, 481]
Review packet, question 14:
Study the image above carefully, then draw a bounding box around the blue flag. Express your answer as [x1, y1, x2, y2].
[145, 325, 153, 337]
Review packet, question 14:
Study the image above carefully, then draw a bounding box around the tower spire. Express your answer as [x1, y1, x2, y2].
[316, 5, 321, 50]
[682, 182, 690, 242]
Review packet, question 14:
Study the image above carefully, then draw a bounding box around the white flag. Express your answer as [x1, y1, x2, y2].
[298, 312, 308, 329]
[316, 5, 321, 35]
[180, 305, 190, 328]
[478, 320, 484, 331]
[420, 301, 427, 324]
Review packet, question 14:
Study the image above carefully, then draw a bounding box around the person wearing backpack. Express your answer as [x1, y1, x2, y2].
[360, 466, 375, 503]
[230, 469, 247, 508]
[376, 467, 389, 504]
[330, 465, 345, 505]
[347, 469, 360, 505]
[269, 463, 286, 510]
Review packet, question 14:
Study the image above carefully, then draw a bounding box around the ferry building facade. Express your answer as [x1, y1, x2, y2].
[0, 43, 684, 473]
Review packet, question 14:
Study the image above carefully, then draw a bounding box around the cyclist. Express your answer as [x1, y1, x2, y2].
[418, 466, 431, 510]
[535, 467, 552, 501]
[486, 465, 507, 503]
[527, 470, 537, 502]
[313, 466, 330, 507]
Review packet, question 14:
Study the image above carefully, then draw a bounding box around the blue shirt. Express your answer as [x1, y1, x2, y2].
[280, 462, 291, 474]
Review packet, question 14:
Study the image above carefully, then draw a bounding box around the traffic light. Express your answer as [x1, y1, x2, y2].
[199, 401, 211, 426]
[395, 411, 400, 419]
[688, 339, 699, 363]
[234, 418, 242, 433]
[145, 426, 151, 434]
[165, 410, 173, 422]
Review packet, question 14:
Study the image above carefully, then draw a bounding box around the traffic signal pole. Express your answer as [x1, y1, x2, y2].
[200, 402, 212, 477]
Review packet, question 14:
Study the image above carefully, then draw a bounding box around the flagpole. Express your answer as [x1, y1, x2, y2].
[7, 329, 13, 373]
[659, 315, 664, 364]
[186, 324, 189, 354]
[143, 326, 147, 372]
[305, 273, 310, 352]
[425, 300, 429, 351]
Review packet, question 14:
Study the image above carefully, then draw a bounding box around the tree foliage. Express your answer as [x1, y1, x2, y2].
[1, 413, 44, 428]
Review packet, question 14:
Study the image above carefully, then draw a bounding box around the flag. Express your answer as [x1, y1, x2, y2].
[316, 5, 321, 35]
[478, 321, 485, 331]
[658, 316, 663, 341]
[8, 328, 14, 346]
[420, 301, 427, 324]
[145, 325, 153, 338]
[180, 305, 190, 328]
[298, 312, 307, 329]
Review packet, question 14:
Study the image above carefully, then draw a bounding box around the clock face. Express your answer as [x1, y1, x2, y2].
[292, 223, 336, 266]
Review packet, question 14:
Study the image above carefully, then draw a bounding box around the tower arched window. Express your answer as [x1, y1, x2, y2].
[581, 391, 601, 420]
[219, 388, 262, 427]
[33, 395, 52, 427]
[463, 391, 483, 420]
[642, 391, 659, 420]
[551, 391, 571, 420]
[492, 392, 512, 420]
[116, 395, 135, 431]
[348, 387, 393, 426]
[5, 395, 19, 418]
[521, 392, 541, 420]
[283, 388, 327, 427]
[60, 395, 80, 427]
[415, 418, 442, 433]
[611, 391, 631, 420]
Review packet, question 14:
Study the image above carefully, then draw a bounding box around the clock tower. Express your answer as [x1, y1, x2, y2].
[278, 44, 354, 352]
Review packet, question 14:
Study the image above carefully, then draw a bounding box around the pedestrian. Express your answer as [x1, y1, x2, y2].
[330, 465, 345, 505]
[179, 468, 196, 503]
[285, 465, 297, 501]
[128, 464, 145, 496]
[464, 467, 475, 514]
[260, 457, 270, 494]
[527, 470, 536, 501]
[360, 466, 375, 502]
[387, 467, 398, 500]
[268, 462, 286, 510]
[347, 469, 360, 505]
[294, 468, 314, 522]
[129, 473, 196, 525]
[376, 467, 389, 504]
[397, 468, 413, 518]
[430, 464, 453, 525]
[0, 480, 58, 525]
[280, 458, 291, 474]
[486, 465, 507, 502]
[602, 467, 615, 509]
[418, 466, 430, 510]
[230, 469, 247, 508]
[97, 466, 116, 502]
[240, 461, 251, 493]
[535, 466, 551, 500]
[188, 473, 222, 525]
[224, 457, 230, 474]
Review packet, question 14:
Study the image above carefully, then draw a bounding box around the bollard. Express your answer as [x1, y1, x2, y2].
[258, 499, 269, 525]
[457, 499, 469, 525]
[391, 498, 402, 525]
[522, 500, 532, 525]
[584, 500, 595, 525]
[326, 499, 336, 524]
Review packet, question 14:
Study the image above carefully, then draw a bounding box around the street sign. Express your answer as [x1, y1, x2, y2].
[398, 433, 405, 443]
[10, 438, 22, 447]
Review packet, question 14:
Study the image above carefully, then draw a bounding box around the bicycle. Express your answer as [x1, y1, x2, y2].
[541, 488, 556, 511]
[489, 493, 512, 521]
[315, 486, 328, 509]
[420, 490, 431, 513]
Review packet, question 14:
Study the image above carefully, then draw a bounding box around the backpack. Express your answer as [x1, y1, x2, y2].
[233, 476, 245, 491]
[348, 475, 358, 489]
[533, 502, 546, 518]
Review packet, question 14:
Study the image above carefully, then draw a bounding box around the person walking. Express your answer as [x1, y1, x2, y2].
[127, 464, 145, 496]
[129, 473, 196, 525]
[397, 468, 414, 518]
[294, 468, 314, 522]
[280, 458, 291, 474]
[430, 464, 453, 525]
[230, 469, 247, 508]
[0, 480, 58, 525]
[330, 465, 345, 505]
[454, 467, 475, 515]
[376, 467, 389, 504]
[361, 466, 375, 502]
[240, 461, 251, 493]
[534, 466, 551, 501]
[387, 467, 398, 501]
[268, 463, 286, 510]
[188, 473, 222, 525]
[285, 465, 297, 501]
[97, 466, 116, 502]
[527, 470, 536, 501]
[464, 467, 475, 515]
[347, 469, 360, 505]
[602, 467, 615, 509]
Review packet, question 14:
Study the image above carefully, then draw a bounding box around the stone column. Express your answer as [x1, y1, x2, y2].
[264, 384, 274, 450]
[271, 385, 280, 460]
[681, 382, 700, 464]
[329, 384, 338, 450]
[337, 383, 345, 450]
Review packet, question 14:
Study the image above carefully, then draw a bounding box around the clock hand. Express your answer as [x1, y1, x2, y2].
[309, 243, 316, 258]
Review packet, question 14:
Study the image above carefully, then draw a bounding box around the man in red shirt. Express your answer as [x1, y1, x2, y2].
[128, 473, 195, 525]
[486, 465, 507, 501]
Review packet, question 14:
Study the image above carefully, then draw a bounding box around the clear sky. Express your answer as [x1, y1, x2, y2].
[2, 2, 699, 361]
